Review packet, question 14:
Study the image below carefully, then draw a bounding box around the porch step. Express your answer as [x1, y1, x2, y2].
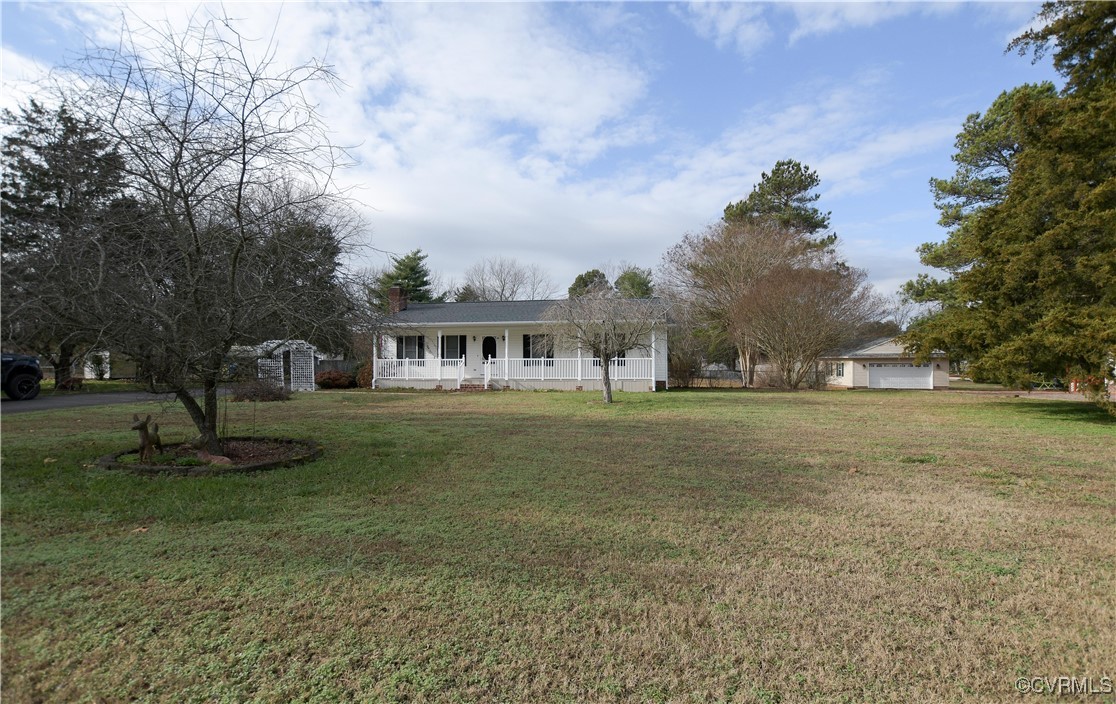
[457, 383, 488, 392]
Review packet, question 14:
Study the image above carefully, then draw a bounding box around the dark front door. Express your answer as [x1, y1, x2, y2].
[482, 336, 497, 360]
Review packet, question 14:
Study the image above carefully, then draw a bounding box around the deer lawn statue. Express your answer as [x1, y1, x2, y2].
[131, 414, 162, 462]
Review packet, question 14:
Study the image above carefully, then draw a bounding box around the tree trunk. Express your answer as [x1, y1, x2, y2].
[601, 359, 614, 403]
[54, 342, 76, 386]
[176, 383, 223, 454]
[204, 375, 219, 443]
[737, 345, 757, 388]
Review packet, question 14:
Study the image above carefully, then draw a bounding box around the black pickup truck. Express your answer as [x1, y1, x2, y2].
[2, 352, 44, 400]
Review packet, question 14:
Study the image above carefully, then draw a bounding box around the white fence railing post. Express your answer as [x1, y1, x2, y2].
[375, 358, 651, 383]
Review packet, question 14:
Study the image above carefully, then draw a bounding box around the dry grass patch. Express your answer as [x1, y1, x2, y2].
[2, 389, 1113, 702]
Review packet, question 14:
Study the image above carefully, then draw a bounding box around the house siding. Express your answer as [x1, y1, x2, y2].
[825, 357, 949, 389]
[374, 378, 657, 392]
[379, 324, 665, 391]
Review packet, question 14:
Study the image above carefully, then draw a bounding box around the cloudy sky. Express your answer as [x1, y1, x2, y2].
[2, 1, 1058, 297]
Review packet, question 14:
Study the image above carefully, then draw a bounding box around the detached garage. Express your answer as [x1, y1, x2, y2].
[868, 362, 934, 389]
[822, 338, 949, 390]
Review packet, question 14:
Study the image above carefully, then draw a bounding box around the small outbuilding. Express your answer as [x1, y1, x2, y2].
[231, 339, 320, 392]
[821, 338, 949, 390]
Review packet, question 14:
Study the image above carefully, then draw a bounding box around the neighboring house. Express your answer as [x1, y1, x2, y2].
[374, 289, 668, 392]
[81, 350, 111, 380]
[820, 338, 949, 390]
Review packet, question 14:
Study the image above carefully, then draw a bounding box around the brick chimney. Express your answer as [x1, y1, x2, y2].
[388, 284, 408, 313]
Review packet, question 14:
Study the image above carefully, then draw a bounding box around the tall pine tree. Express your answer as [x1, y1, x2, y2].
[372, 249, 443, 310]
[1, 100, 127, 383]
[903, 2, 1116, 408]
[723, 159, 835, 246]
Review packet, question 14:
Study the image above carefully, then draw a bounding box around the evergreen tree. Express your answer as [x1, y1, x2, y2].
[904, 2, 1116, 408]
[927, 83, 1059, 241]
[568, 269, 611, 298]
[1008, 0, 1116, 94]
[1, 100, 127, 383]
[453, 283, 484, 302]
[372, 249, 443, 310]
[724, 159, 834, 245]
[614, 266, 654, 298]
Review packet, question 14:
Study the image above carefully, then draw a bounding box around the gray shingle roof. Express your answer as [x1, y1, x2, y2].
[388, 298, 665, 326]
[825, 337, 898, 358]
[388, 300, 561, 325]
[822, 337, 947, 359]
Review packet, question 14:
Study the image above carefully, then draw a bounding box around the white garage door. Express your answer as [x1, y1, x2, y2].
[868, 363, 933, 389]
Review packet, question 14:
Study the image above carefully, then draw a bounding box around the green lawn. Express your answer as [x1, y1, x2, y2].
[943, 378, 1010, 391]
[2, 390, 1113, 702]
[39, 378, 149, 394]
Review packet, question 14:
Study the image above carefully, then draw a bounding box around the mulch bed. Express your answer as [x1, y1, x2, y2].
[97, 437, 323, 476]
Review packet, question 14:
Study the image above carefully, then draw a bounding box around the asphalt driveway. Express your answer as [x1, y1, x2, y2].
[1, 391, 185, 415]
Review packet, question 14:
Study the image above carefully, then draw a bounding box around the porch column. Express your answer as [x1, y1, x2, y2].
[650, 329, 656, 383]
[577, 346, 582, 382]
[437, 330, 442, 381]
[504, 329, 509, 380]
[372, 334, 378, 388]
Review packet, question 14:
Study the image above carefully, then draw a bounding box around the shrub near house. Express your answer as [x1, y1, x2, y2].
[315, 370, 357, 389]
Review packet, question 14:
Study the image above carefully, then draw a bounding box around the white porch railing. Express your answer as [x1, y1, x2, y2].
[375, 359, 465, 388]
[483, 358, 653, 388]
[377, 357, 653, 389]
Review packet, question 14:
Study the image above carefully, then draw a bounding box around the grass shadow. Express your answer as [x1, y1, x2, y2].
[1008, 400, 1115, 426]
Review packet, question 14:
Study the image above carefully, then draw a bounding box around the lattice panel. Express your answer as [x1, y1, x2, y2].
[257, 358, 284, 387]
[288, 348, 316, 392]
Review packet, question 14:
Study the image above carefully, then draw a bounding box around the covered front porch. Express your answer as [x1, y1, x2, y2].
[373, 313, 666, 393]
[372, 356, 656, 391]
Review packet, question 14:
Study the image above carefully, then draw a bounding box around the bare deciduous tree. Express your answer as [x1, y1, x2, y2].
[31, 11, 359, 452]
[655, 283, 734, 388]
[662, 220, 803, 387]
[544, 293, 663, 403]
[733, 262, 882, 388]
[659, 293, 704, 388]
[883, 293, 928, 331]
[663, 219, 881, 389]
[458, 256, 556, 301]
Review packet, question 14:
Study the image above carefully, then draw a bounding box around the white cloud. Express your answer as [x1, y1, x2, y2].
[836, 207, 943, 294]
[1, 2, 1002, 292]
[815, 118, 961, 199]
[0, 48, 49, 113]
[374, 4, 650, 163]
[628, 73, 893, 209]
[676, 2, 772, 56]
[679, 2, 965, 53]
[294, 3, 665, 279]
[1001, 13, 1048, 49]
[790, 2, 912, 42]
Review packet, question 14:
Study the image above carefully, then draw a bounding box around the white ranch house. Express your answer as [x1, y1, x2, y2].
[373, 293, 668, 392]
